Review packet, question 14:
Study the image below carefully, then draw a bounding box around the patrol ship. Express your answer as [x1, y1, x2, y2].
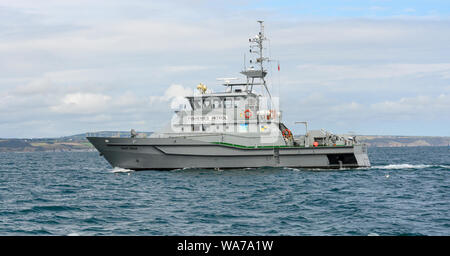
[87, 21, 371, 170]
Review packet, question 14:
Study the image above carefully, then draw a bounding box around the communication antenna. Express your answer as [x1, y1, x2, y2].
[241, 21, 273, 105]
[217, 77, 239, 85]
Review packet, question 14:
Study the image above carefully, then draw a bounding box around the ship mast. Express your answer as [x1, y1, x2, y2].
[256, 20, 266, 78]
[241, 21, 272, 102]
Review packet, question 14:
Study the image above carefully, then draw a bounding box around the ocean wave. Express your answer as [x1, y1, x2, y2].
[110, 167, 134, 173]
[373, 164, 443, 170]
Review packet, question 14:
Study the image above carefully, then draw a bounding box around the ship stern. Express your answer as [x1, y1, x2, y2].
[354, 144, 371, 167]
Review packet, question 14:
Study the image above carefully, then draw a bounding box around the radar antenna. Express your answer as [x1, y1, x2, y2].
[216, 77, 239, 85]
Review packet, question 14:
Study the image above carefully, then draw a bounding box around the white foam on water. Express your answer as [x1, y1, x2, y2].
[373, 164, 432, 170]
[110, 167, 134, 173]
[67, 232, 80, 236]
[283, 167, 301, 171]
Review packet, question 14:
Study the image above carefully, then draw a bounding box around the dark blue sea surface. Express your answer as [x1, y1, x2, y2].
[0, 147, 448, 236]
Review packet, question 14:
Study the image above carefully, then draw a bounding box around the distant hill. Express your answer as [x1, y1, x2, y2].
[0, 131, 152, 152]
[0, 138, 93, 152]
[356, 135, 450, 147]
[0, 132, 448, 152]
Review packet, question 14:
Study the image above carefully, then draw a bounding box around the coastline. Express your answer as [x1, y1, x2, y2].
[0, 132, 448, 152]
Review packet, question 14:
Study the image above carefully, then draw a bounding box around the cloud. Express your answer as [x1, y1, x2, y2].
[330, 102, 363, 113]
[148, 84, 193, 110]
[13, 78, 55, 95]
[297, 63, 450, 81]
[161, 65, 210, 73]
[291, 93, 450, 122]
[164, 84, 193, 98]
[0, 19, 245, 59]
[370, 94, 450, 120]
[50, 93, 112, 114]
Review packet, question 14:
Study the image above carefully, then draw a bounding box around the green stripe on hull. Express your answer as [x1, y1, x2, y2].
[212, 142, 351, 149]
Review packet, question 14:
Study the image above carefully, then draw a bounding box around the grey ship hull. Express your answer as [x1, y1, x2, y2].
[87, 137, 371, 170]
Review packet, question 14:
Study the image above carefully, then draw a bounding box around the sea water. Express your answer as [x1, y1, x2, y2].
[0, 147, 448, 236]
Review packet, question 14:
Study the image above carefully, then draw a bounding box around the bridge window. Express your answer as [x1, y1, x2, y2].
[212, 98, 222, 109]
[193, 99, 202, 110]
[248, 97, 257, 107]
[234, 98, 242, 108]
[203, 98, 211, 108]
[224, 98, 232, 108]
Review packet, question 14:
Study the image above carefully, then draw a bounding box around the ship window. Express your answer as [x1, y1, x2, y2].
[203, 98, 212, 108]
[234, 98, 241, 108]
[212, 98, 222, 109]
[224, 98, 232, 108]
[248, 97, 257, 107]
[193, 99, 202, 110]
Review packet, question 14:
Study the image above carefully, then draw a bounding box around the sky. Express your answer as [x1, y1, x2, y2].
[0, 0, 449, 138]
